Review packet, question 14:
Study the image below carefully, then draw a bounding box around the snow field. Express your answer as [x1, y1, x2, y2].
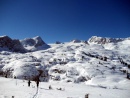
[0, 77, 130, 98]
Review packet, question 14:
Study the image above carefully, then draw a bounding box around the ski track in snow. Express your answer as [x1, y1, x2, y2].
[32, 88, 38, 98]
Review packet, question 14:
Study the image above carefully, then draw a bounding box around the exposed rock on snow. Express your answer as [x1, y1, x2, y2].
[0, 36, 26, 53]
[0, 35, 50, 52]
[88, 36, 124, 44]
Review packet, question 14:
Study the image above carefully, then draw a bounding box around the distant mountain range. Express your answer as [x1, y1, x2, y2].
[0, 35, 130, 53]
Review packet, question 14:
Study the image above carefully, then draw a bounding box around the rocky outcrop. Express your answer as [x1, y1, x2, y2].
[88, 36, 124, 44]
[0, 36, 26, 53]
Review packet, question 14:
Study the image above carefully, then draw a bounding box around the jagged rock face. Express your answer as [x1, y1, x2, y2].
[0, 35, 50, 52]
[33, 36, 46, 47]
[88, 36, 124, 44]
[0, 36, 26, 53]
[12, 39, 26, 53]
[0, 36, 12, 48]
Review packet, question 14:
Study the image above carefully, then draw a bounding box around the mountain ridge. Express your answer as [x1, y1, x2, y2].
[0, 35, 50, 52]
[1, 35, 130, 53]
[87, 36, 129, 44]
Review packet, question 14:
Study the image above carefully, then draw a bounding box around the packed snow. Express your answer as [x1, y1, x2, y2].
[0, 77, 130, 98]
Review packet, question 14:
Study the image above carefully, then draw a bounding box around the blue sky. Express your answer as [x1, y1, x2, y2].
[0, 0, 130, 43]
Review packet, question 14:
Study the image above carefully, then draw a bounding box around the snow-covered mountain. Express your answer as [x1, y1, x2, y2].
[0, 35, 130, 98]
[0, 36, 50, 52]
[20, 36, 50, 52]
[88, 36, 125, 44]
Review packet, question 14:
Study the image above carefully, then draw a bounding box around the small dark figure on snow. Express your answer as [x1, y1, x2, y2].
[28, 80, 31, 87]
[49, 85, 52, 89]
[35, 77, 40, 88]
[5, 74, 7, 78]
[14, 76, 16, 79]
[85, 93, 89, 98]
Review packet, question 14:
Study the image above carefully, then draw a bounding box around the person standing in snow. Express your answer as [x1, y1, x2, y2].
[28, 80, 31, 87]
[35, 77, 40, 88]
[14, 75, 16, 79]
[5, 74, 7, 78]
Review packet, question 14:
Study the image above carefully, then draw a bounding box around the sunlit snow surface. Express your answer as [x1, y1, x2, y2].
[0, 77, 130, 98]
[0, 37, 130, 98]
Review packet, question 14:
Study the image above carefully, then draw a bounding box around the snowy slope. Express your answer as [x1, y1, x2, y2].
[0, 36, 130, 98]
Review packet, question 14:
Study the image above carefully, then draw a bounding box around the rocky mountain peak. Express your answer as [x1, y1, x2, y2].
[0, 35, 50, 52]
[33, 36, 46, 47]
[88, 36, 124, 44]
[20, 36, 50, 51]
[0, 35, 26, 53]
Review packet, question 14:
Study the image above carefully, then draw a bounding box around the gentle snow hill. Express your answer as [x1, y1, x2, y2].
[0, 35, 130, 97]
